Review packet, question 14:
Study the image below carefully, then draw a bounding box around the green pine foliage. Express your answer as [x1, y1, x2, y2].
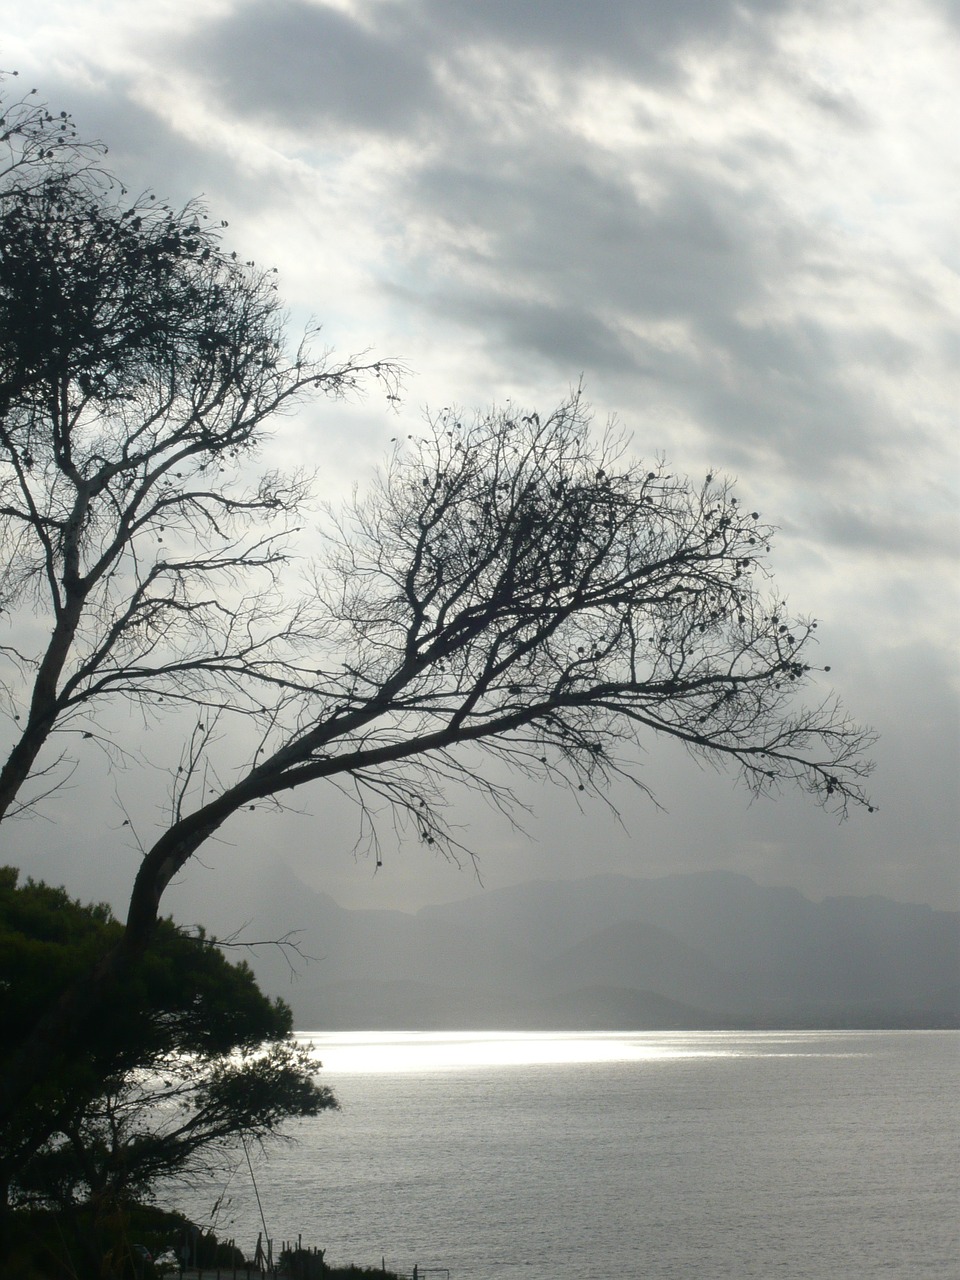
[0, 867, 335, 1273]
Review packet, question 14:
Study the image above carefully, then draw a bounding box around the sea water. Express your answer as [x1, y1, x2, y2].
[169, 1031, 959, 1279]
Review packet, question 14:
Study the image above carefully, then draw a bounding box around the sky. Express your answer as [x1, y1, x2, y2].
[1, 0, 958, 917]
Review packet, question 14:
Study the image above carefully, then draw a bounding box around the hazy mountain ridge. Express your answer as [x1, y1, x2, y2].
[168, 863, 959, 1029]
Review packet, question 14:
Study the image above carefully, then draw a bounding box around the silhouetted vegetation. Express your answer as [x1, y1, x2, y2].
[280, 1245, 404, 1280]
[0, 77, 873, 1130]
[5, 1201, 404, 1280]
[324, 1268, 403, 1280]
[0, 74, 876, 1277]
[0, 867, 335, 1275]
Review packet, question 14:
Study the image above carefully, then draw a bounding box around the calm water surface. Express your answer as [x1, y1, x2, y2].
[170, 1031, 959, 1279]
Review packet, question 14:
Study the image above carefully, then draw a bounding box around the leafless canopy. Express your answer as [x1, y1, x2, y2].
[113, 394, 875, 942]
[0, 133, 398, 820]
[0, 72, 105, 192]
[0, 76, 874, 1127]
[317, 399, 874, 824]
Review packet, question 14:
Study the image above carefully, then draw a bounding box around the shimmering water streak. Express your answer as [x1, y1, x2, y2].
[296, 1028, 871, 1072]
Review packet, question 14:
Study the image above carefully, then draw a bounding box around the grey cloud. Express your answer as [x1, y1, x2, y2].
[394, 140, 900, 480]
[187, 0, 812, 141]
[387, 280, 639, 375]
[36, 76, 252, 212]
[932, 0, 960, 31]
[691, 315, 884, 470]
[408, 151, 764, 324]
[813, 503, 959, 561]
[421, 0, 794, 76]
[187, 0, 439, 134]
[803, 83, 870, 127]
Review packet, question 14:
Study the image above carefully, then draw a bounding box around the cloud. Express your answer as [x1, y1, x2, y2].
[182, 0, 813, 145]
[386, 283, 639, 375]
[186, 0, 441, 135]
[407, 153, 762, 321]
[814, 501, 959, 562]
[388, 131, 917, 490]
[421, 0, 794, 77]
[933, 0, 960, 31]
[3, 0, 957, 916]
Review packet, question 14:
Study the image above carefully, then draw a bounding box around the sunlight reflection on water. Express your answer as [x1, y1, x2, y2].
[294, 1029, 859, 1073]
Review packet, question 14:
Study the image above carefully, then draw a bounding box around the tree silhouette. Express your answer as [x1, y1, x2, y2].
[0, 81, 875, 1132]
[0, 868, 333, 1226]
[0, 71, 104, 192]
[0, 79, 398, 822]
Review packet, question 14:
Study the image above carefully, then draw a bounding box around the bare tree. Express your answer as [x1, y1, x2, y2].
[0, 127, 397, 821]
[0, 394, 875, 1121]
[124, 397, 874, 889]
[0, 71, 104, 191]
[0, 81, 874, 1130]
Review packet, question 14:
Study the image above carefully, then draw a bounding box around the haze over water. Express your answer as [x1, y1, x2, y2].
[171, 1030, 959, 1279]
